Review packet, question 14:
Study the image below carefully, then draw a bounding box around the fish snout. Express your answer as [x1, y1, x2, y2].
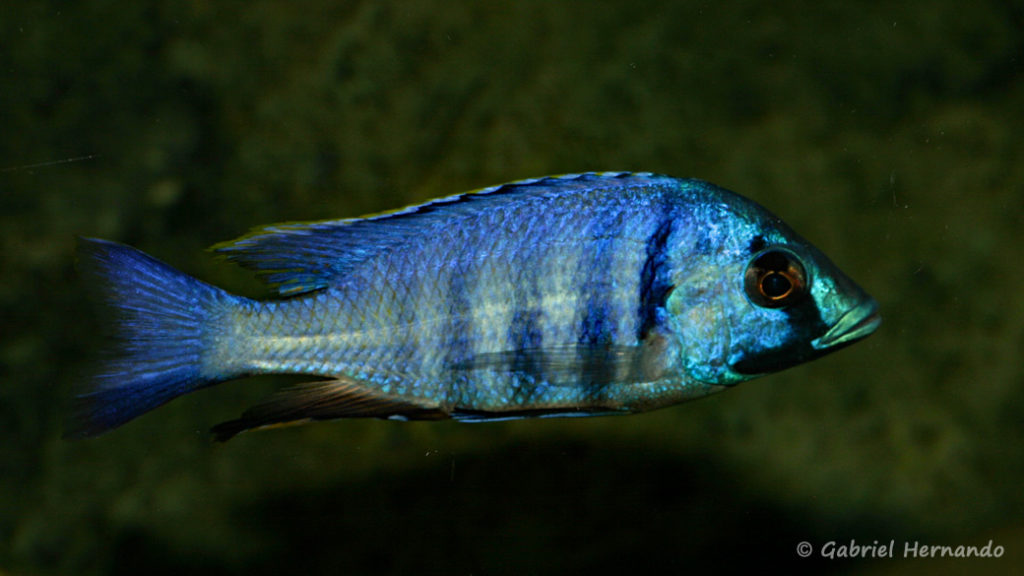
[811, 299, 881, 351]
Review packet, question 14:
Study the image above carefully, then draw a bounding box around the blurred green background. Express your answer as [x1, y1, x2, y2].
[3, 1, 1023, 574]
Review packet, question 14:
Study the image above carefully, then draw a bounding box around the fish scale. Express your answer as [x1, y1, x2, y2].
[70, 172, 879, 439]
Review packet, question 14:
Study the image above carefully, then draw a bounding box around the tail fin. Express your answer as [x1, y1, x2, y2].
[68, 238, 235, 438]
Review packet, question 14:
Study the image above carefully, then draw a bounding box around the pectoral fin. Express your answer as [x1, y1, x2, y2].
[210, 377, 447, 441]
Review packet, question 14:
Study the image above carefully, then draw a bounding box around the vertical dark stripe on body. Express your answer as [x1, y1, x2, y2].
[506, 221, 544, 371]
[507, 308, 544, 400]
[509, 308, 543, 352]
[577, 211, 620, 347]
[578, 305, 611, 346]
[443, 253, 473, 368]
[573, 206, 625, 388]
[637, 207, 675, 341]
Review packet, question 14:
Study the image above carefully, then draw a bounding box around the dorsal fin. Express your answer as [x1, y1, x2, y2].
[212, 172, 674, 295]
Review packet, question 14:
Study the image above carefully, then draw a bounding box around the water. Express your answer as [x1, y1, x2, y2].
[3, 1, 1023, 574]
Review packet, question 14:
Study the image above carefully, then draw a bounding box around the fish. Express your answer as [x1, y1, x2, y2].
[69, 172, 880, 441]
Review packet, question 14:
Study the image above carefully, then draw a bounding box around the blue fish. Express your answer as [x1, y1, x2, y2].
[70, 172, 879, 440]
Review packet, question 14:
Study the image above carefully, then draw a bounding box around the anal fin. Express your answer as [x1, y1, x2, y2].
[211, 377, 448, 441]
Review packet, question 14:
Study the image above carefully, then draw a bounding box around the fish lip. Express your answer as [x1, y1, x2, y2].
[812, 299, 881, 350]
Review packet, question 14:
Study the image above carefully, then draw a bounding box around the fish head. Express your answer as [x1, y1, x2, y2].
[664, 192, 880, 386]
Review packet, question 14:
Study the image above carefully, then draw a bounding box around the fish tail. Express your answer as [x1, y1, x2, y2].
[68, 238, 238, 438]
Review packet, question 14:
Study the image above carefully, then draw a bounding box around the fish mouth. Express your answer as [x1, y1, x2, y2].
[812, 299, 881, 351]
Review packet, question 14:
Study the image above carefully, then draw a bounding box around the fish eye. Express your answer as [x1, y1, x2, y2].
[744, 248, 807, 308]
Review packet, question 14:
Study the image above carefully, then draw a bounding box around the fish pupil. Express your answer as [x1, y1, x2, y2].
[761, 272, 792, 299]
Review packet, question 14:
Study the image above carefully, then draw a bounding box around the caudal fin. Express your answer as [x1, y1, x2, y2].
[68, 238, 235, 438]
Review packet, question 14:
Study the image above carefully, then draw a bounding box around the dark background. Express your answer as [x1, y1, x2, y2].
[3, 1, 1023, 574]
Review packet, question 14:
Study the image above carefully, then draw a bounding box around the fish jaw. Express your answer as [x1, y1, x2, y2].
[811, 298, 881, 351]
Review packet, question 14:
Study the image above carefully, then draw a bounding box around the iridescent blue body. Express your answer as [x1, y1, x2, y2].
[72, 172, 879, 440]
